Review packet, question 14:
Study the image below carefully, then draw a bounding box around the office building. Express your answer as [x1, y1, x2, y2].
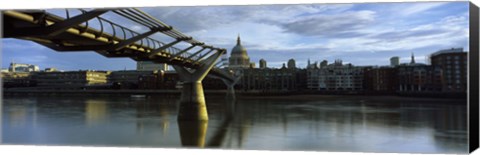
[307, 59, 365, 91]
[241, 68, 304, 92]
[109, 70, 157, 89]
[397, 65, 444, 92]
[1, 72, 32, 88]
[390, 56, 400, 66]
[9, 62, 40, 72]
[364, 67, 398, 92]
[259, 59, 267, 69]
[32, 70, 110, 87]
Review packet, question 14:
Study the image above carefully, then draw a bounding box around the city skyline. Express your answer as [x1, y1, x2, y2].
[1, 2, 469, 70]
[1, 3, 473, 153]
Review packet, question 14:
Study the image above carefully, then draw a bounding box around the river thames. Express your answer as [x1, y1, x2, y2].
[1, 95, 468, 154]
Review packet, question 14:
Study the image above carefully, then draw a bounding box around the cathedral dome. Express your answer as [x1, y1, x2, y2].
[231, 35, 249, 59]
[229, 35, 250, 69]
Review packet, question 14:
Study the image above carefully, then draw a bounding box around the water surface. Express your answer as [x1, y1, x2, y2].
[1, 95, 468, 153]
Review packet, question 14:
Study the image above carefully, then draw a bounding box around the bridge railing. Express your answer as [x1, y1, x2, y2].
[46, 8, 202, 61]
[7, 8, 231, 80]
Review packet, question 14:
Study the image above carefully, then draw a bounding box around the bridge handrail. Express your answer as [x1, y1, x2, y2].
[51, 9, 202, 61]
[5, 9, 232, 81]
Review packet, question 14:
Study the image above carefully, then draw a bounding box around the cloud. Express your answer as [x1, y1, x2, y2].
[129, 3, 465, 68]
[370, 29, 447, 41]
[397, 2, 448, 16]
[2, 2, 468, 70]
[281, 10, 376, 38]
[139, 4, 356, 33]
[141, 6, 238, 33]
[361, 13, 468, 52]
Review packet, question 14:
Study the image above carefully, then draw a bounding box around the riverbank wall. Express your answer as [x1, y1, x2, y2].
[2, 89, 467, 99]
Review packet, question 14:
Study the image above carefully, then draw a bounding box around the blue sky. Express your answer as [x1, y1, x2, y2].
[1, 2, 469, 70]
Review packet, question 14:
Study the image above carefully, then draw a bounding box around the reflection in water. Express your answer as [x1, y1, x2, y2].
[178, 120, 208, 147]
[235, 99, 253, 148]
[178, 98, 237, 148]
[134, 96, 175, 136]
[85, 100, 108, 126]
[160, 101, 171, 136]
[4, 99, 38, 128]
[207, 98, 235, 147]
[207, 119, 231, 147]
[1, 95, 468, 153]
[8, 106, 28, 127]
[432, 105, 467, 152]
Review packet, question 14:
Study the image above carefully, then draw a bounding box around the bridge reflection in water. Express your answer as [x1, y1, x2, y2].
[173, 97, 235, 148]
[178, 120, 208, 147]
[128, 95, 241, 148]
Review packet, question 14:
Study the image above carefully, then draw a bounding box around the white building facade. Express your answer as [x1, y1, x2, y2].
[9, 62, 40, 72]
[307, 60, 365, 91]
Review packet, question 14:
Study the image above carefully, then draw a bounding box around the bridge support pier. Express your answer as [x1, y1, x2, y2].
[173, 50, 225, 121]
[222, 75, 241, 100]
[176, 81, 209, 121]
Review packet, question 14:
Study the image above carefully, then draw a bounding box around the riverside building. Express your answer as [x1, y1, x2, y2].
[8, 62, 40, 72]
[137, 61, 168, 71]
[241, 67, 305, 92]
[1, 72, 32, 88]
[396, 65, 444, 92]
[429, 48, 467, 92]
[307, 59, 365, 91]
[109, 70, 158, 89]
[32, 70, 110, 87]
[363, 66, 398, 93]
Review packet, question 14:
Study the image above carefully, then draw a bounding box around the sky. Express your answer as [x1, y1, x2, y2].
[1, 2, 469, 71]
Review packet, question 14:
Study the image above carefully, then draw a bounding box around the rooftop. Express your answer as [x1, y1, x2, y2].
[431, 48, 464, 57]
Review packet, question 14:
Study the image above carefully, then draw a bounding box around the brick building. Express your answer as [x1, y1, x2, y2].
[430, 48, 467, 92]
[397, 65, 444, 92]
[363, 67, 398, 93]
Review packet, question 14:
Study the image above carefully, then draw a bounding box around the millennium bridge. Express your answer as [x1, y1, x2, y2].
[2, 8, 241, 121]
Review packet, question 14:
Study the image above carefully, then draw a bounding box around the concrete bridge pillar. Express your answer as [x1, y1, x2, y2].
[173, 50, 225, 121]
[177, 81, 209, 121]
